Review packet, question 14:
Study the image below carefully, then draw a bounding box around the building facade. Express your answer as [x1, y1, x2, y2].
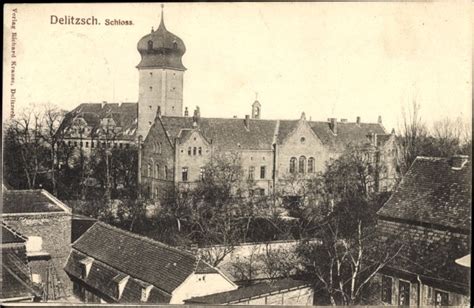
[184, 278, 314, 305]
[371, 155, 471, 306]
[59, 9, 399, 200]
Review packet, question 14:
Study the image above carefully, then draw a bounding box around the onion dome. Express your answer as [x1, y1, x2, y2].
[137, 6, 186, 70]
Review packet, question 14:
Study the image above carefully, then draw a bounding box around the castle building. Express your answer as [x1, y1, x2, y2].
[60, 8, 398, 200]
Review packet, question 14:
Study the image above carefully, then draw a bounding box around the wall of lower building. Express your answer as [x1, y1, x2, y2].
[2, 213, 73, 297]
[235, 286, 314, 305]
[170, 272, 237, 304]
[371, 273, 469, 306]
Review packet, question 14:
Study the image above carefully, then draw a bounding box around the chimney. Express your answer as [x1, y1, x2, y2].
[391, 128, 396, 135]
[329, 118, 337, 134]
[244, 115, 250, 130]
[450, 155, 469, 170]
[184, 107, 189, 117]
[340, 118, 348, 123]
[378, 115, 382, 124]
[356, 116, 361, 125]
[192, 107, 200, 127]
[233, 115, 237, 119]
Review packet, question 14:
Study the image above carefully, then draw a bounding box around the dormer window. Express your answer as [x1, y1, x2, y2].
[112, 274, 129, 300]
[141, 285, 153, 302]
[79, 257, 94, 279]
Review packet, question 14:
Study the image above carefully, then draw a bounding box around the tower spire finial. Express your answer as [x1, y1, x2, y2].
[159, 4, 166, 29]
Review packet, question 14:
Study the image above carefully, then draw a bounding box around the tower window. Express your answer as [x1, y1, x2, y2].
[188, 147, 192, 155]
[193, 147, 197, 156]
[198, 147, 202, 155]
[147, 40, 153, 50]
[149, 86, 153, 91]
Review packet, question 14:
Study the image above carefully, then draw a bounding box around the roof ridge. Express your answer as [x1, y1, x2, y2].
[91, 221, 196, 259]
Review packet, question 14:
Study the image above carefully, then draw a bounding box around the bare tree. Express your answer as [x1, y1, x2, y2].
[4, 109, 47, 189]
[398, 100, 429, 174]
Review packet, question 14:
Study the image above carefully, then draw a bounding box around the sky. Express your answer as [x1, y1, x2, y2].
[3, 2, 472, 132]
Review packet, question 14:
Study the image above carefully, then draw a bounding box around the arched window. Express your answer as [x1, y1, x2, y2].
[308, 157, 315, 173]
[158, 142, 162, 154]
[147, 40, 153, 50]
[155, 164, 160, 178]
[193, 147, 197, 156]
[299, 156, 306, 174]
[188, 147, 192, 155]
[198, 147, 202, 155]
[289, 157, 297, 174]
[164, 165, 168, 179]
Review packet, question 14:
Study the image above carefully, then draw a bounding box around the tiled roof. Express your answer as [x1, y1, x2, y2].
[156, 116, 386, 152]
[1, 246, 41, 300]
[62, 102, 388, 150]
[185, 278, 309, 304]
[377, 156, 472, 230]
[61, 103, 138, 141]
[64, 249, 171, 303]
[376, 156, 471, 294]
[157, 116, 277, 151]
[1, 222, 27, 244]
[69, 221, 217, 294]
[2, 189, 71, 214]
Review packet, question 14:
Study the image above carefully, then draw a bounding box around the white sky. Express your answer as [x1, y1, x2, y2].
[3, 2, 472, 132]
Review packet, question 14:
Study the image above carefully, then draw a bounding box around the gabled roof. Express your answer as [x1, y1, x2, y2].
[1, 246, 42, 301]
[377, 156, 471, 231]
[65, 249, 171, 303]
[68, 221, 219, 294]
[60, 102, 138, 141]
[185, 278, 309, 304]
[2, 189, 71, 215]
[158, 116, 277, 151]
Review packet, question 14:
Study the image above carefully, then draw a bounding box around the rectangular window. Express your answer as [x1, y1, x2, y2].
[435, 290, 448, 306]
[199, 167, 205, 181]
[381, 276, 392, 304]
[260, 166, 266, 179]
[248, 167, 255, 180]
[74, 141, 78, 147]
[259, 188, 265, 196]
[398, 280, 410, 306]
[182, 167, 188, 182]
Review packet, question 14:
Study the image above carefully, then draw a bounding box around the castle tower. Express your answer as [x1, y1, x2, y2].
[251, 94, 261, 119]
[136, 5, 186, 139]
